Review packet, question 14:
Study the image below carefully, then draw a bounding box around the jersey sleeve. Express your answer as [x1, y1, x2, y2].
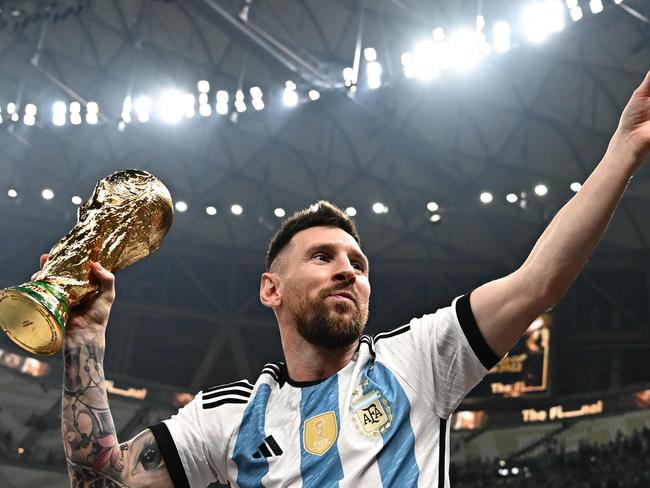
[373, 292, 501, 419]
[150, 394, 228, 488]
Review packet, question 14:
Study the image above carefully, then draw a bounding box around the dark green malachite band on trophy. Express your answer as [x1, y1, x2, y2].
[13, 285, 66, 334]
[33, 281, 70, 314]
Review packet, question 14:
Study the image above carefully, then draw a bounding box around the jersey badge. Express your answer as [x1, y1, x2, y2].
[350, 386, 393, 438]
[303, 411, 338, 456]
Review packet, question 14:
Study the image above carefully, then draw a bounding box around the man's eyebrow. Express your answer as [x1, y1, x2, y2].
[304, 243, 370, 269]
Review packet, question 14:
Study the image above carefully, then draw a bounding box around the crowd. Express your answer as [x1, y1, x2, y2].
[451, 427, 650, 487]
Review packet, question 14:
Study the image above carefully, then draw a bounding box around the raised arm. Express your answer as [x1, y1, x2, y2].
[57, 257, 174, 487]
[471, 70, 650, 358]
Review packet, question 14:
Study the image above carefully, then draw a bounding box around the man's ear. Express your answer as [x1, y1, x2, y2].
[260, 272, 281, 308]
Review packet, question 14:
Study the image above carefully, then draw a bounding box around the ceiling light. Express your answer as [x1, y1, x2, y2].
[534, 184, 548, 196]
[231, 204, 243, 215]
[372, 202, 388, 214]
[205, 206, 217, 215]
[506, 193, 518, 203]
[71, 196, 82, 205]
[480, 192, 493, 204]
[429, 213, 442, 223]
[7, 189, 17, 198]
[426, 201, 439, 212]
[308, 90, 320, 101]
[570, 182, 582, 192]
[42, 189, 54, 200]
[175, 201, 188, 212]
[274, 208, 286, 218]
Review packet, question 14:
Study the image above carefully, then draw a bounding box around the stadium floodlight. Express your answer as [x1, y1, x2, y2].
[521, 1, 565, 44]
[589, 0, 603, 13]
[42, 189, 54, 200]
[476, 14, 486, 31]
[342, 67, 354, 86]
[493, 21, 512, 53]
[363, 47, 377, 62]
[534, 184, 548, 196]
[7, 102, 15, 114]
[86, 101, 99, 125]
[24, 114, 35, 126]
[199, 93, 209, 105]
[569, 6, 583, 21]
[234, 90, 246, 113]
[197, 80, 210, 93]
[159, 90, 185, 123]
[480, 192, 493, 204]
[11, 113, 18, 122]
[25, 103, 36, 115]
[565, 0, 578, 7]
[230, 204, 243, 215]
[506, 193, 518, 203]
[413, 41, 447, 79]
[205, 206, 217, 216]
[134, 96, 152, 123]
[274, 208, 285, 218]
[121, 96, 132, 124]
[250, 86, 263, 99]
[7, 189, 17, 198]
[367, 61, 382, 89]
[429, 213, 441, 223]
[427, 201, 439, 212]
[175, 201, 188, 212]
[308, 90, 320, 101]
[432, 27, 445, 42]
[570, 182, 582, 192]
[252, 98, 264, 111]
[216, 90, 229, 115]
[283, 84, 298, 107]
[372, 202, 388, 214]
[199, 103, 212, 117]
[345, 206, 357, 217]
[71, 196, 82, 205]
[70, 102, 82, 125]
[53, 100, 66, 126]
[401, 52, 416, 79]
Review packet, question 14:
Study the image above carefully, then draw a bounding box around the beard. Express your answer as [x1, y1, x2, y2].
[294, 290, 369, 351]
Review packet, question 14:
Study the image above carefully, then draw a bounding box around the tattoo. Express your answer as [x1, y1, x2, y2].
[68, 461, 127, 488]
[62, 343, 123, 473]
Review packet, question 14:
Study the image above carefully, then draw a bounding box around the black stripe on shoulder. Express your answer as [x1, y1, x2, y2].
[456, 292, 500, 370]
[261, 370, 279, 381]
[203, 397, 250, 410]
[358, 335, 375, 357]
[374, 324, 411, 343]
[149, 423, 190, 488]
[202, 388, 252, 401]
[438, 418, 447, 487]
[203, 380, 253, 393]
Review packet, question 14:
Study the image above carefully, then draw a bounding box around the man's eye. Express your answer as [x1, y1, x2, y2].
[352, 262, 363, 270]
[313, 253, 329, 261]
[139, 445, 163, 471]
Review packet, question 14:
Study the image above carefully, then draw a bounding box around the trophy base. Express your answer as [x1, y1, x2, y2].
[0, 281, 69, 356]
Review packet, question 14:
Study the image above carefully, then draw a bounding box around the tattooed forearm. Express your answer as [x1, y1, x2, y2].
[62, 343, 123, 474]
[68, 460, 127, 488]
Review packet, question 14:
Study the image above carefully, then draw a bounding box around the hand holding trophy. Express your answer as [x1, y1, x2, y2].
[0, 169, 173, 355]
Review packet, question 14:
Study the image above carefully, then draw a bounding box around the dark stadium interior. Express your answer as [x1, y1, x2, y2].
[0, 0, 649, 486]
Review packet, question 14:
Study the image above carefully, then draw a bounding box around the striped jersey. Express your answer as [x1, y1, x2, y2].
[151, 293, 500, 487]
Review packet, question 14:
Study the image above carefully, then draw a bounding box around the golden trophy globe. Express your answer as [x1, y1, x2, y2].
[0, 169, 173, 355]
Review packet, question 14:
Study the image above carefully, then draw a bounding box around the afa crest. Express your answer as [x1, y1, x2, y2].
[303, 411, 338, 456]
[350, 385, 393, 438]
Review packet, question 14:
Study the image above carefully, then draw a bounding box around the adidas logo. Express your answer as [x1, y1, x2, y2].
[252, 435, 283, 459]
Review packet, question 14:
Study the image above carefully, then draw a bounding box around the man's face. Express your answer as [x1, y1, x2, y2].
[276, 226, 371, 350]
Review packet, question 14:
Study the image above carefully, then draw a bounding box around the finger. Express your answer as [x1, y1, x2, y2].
[637, 70, 650, 95]
[90, 262, 116, 305]
[39, 254, 48, 270]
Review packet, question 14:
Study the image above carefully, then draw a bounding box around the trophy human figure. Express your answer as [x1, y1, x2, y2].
[0, 169, 173, 355]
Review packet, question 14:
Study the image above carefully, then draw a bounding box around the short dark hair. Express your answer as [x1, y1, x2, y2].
[266, 201, 360, 271]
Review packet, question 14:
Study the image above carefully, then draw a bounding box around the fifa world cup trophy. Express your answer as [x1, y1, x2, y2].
[0, 169, 174, 355]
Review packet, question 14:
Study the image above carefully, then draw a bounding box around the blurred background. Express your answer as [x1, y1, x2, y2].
[0, 0, 648, 486]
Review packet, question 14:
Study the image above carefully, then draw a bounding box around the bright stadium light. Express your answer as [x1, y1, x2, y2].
[308, 89, 320, 101]
[199, 103, 212, 117]
[430, 213, 442, 223]
[121, 96, 132, 123]
[342, 67, 354, 86]
[183, 93, 196, 118]
[69, 101, 82, 125]
[25, 103, 36, 115]
[427, 201, 439, 212]
[7, 102, 15, 114]
[250, 86, 264, 111]
[216, 90, 229, 115]
[401, 52, 416, 79]
[506, 193, 518, 203]
[480, 192, 493, 204]
[345, 206, 357, 217]
[86, 101, 99, 125]
[159, 90, 185, 123]
[11, 113, 18, 122]
[589, 0, 603, 14]
[7, 189, 17, 198]
[42, 189, 54, 200]
[274, 208, 286, 218]
[493, 21, 512, 53]
[71, 196, 82, 205]
[448, 28, 486, 71]
[283, 82, 298, 107]
[52, 101, 66, 126]
[569, 6, 583, 21]
[134, 96, 152, 123]
[363, 47, 377, 62]
[175, 201, 188, 212]
[432, 27, 445, 42]
[231, 204, 243, 215]
[570, 182, 582, 192]
[372, 202, 388, 214]
[205, 206, 217, 216]
[521, 1, 565, 43]
[476, 15, 486, 31]
[534, 184, 548, 196]
[413, 41, 447, 79]
[234, 90, 246, 113]
[367, 61, 382, 89]
[197, 80, 210, 93]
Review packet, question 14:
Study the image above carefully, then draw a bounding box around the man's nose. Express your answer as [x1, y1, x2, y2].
[333, 260, 356, 283]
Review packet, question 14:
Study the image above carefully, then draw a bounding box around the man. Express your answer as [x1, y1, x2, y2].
[60, 71, 650, 487]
